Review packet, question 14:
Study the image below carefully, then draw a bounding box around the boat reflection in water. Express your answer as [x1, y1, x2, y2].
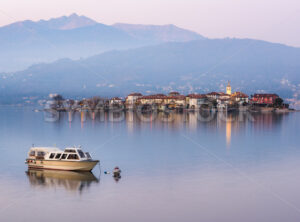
[26, 169, 99, 193]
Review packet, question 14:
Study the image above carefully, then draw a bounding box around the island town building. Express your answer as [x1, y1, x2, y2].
[109, 97, 123, 106]
[251, 94, 279, 105]
[231, 92, 249, 104]
[206, 92, 220, 100]
[206, 92, 231, 100]
[138, 94, 166, 105]
[216, 98, 231, 110]
[206, 92, 231, 110]
[125, 93, 143, 105]
[136, 92, 187, 109]
[164, 92, 186, 109]
[219, 92, 231, 100]
[186, 94, 208, 109]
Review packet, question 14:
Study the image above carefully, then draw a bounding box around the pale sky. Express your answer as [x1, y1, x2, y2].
[1, 0, 300, 47]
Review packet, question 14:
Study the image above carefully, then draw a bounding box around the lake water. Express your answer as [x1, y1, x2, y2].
[0, 107, 300, 222]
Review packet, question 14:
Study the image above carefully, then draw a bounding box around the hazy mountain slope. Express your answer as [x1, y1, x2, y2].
[0, 14, 206, 72]
[0, 20, 141, 72]
[113, 23, 204, 43]
[1, 38, 300, 104]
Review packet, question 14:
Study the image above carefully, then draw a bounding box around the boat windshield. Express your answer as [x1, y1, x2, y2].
[77, 150, 85, 158]
[67, 154, 79, 160]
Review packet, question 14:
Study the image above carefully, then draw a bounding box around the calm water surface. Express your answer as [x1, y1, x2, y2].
[0, 107, 300, 222]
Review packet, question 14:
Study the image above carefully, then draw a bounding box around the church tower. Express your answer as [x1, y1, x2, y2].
[226, 81, 231, 95]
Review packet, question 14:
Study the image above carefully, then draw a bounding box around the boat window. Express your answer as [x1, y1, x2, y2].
[55, 153, 61, 159]
[29, 151, 35, 156]
[49, 153, 55, 159]
[64, 149, 76, 153]
[77, 150, 85, 158]
[37, 151, 45, 157]
[67, 154, 79, 160]
[61, 154, 67, 159]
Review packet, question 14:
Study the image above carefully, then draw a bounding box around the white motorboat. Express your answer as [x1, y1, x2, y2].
[25, 146, 99, 171]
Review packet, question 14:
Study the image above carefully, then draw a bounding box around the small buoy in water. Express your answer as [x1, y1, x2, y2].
[113, 166, 121, 177]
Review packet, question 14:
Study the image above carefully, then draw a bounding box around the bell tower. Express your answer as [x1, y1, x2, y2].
[226, 81, 231, 95]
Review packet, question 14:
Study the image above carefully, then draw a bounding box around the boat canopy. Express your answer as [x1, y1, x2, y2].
[27, 146, 93, 161]
[29, 147, 62, 153]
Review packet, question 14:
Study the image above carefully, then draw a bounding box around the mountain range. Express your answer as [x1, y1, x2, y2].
[0, 13, 204, 72]
[0, 14, 300, 106]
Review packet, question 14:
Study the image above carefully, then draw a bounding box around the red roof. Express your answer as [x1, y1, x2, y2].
[165, 95, 186, 100]
[187, 94, 207, 99]
[138, 94, 186, 100]
[251, 93, 279, 104]
[253, 93, 278, 98]
[139, 94, 167, 99]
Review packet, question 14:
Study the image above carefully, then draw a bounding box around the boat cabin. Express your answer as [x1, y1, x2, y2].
[28, 147, 93, 161]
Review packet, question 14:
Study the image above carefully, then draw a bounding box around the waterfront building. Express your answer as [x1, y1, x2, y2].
[218, 92, 231, 100]
[137, 93, 186, 109]
[206, 92, 220, 100]
[164, 93, 186, 108]
[231, 92, 249, 103]
[138, 94, 167, 105]
[216, 98, 230, 110]
[251, 94, 279, 105]
[186, 94, 207, 109]
[109, 97, 123, 106]
[206, 92, 230, 100]
[126, 93, 143, 105]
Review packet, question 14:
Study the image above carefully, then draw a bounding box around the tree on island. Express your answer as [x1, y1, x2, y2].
[274, 98, 283, 108]
[88, 96, 105, 110]
[211, 99, 218, 108]
[51, 94, 64, 101]
[49, 94, 64, 108]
